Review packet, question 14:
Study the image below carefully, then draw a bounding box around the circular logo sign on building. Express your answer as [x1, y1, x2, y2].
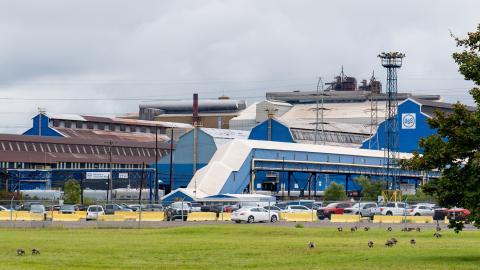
[401, 113, 416, 129]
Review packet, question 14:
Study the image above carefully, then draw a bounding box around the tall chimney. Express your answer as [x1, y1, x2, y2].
[193, 93, 199, 124]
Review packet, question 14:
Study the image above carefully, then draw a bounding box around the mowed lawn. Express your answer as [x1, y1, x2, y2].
[0, 225, 479, 270]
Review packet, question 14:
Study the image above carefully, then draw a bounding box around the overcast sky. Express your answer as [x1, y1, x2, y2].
[0, 0, 479, 133]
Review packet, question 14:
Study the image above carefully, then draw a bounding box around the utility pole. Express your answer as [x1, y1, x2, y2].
[107, 140, 113, 203]
[168, 127, 174, 194]
[154, 125, 159, 203]
[314, 77, 326, 144]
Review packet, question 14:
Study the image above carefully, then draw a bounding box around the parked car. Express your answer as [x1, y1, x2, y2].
[0, 205, 11, 211]
[447, 207, 471, 221]
[232, 207, 279, 223]
[165, 202, 192, 221]
[380, 202, 409, 216]
[143, 204, 164, 212]
[127, 204, 147, 212]
[286, 200, 323, 210]
[408, 205, 434, 216]
[190, 202, 202, 212]
[264, 205, 282, 213]
[45, 205, 61, 212]
[283, 205, 312, 213]
[86, 205, 105, 221]
[59, 204, 78, 214]
[29, 204, 47, 220]
[317, 202, 352, 220]
[104, 204, 133, 215]
[343, 202, 378, 218]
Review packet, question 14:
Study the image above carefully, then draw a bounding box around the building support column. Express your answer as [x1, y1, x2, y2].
[287, 172, 292, 197]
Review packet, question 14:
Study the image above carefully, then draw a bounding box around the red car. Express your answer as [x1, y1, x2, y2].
[447, 207, 471, 221]
[317, 202, 352, 220]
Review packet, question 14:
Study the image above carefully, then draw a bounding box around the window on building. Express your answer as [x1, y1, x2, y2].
[130, 126, 136, 132]
[64, 121, 72, 128]
[53, 120, 61, 127]
[120, 125, 126, 132]
[87, 122, 94, 129]
[98, 123, 105, 130]
[76, 122, 83, 128]
[140, 126, 146, 133]
[109, 124, 115, 131]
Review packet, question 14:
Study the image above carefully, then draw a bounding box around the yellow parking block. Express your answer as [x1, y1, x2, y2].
[138, 212, 165, 221]
[279, 212, 287, 220]
[218, 212, 232, 221]
[187, 212, 217, 221]
[283, 212, 317, 222]
[373, 215, 404, 223]
[405, 216, 433, 223]
[118, 212, 140, 221]
[76, 211, 87, 219]
[0, 211, 14, 221]
[330, 214, 361, 223]
[52, 213, 82, 222]
[15, 211, 45, 221]
[98, 215, 125, 222]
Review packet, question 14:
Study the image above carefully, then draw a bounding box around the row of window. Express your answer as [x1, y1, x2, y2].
[0, 141, 162, 158]
[0, 162, 143, 170]
[51, 119, 167, 134]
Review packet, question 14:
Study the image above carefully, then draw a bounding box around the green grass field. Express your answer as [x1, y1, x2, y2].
[0, 225, 479, 270]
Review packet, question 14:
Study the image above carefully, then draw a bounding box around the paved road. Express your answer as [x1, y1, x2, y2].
[0, 220, 476, 231]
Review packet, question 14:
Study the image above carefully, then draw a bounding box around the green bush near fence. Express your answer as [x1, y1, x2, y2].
[0, 226, 479, 270]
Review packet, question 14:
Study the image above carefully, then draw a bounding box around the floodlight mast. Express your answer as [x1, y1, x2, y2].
[378, 52, 405, 190]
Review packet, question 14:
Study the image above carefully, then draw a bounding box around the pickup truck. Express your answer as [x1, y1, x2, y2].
[380, 202, 409, 216]
[343, 202, 377, 218]
[165, 202, 192, 221]
[317, 202, 352, 220]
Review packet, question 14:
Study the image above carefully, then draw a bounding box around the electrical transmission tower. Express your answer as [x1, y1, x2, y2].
[378, 52, 405, 190]
[314, 77, 326, 144]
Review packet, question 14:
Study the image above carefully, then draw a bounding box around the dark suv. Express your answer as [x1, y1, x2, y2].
[165, 202, 192, 221]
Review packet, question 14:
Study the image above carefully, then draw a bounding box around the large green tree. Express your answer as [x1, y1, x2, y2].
[324, 182, 347, 201]
[355, 176, 386, 201]
[405, 24, 480, 231]
[63, 179, 81, 204]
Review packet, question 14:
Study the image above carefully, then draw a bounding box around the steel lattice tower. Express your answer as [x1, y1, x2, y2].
[378, 52, 405, 190]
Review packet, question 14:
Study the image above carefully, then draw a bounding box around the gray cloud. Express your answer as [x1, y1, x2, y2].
[0, 0, 478, 133]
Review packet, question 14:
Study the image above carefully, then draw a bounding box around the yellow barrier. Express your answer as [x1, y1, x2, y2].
[52, 213, 82, 222]
[187, 212, 217, 221]
[0, 211, 14, 221]
[97, 215, 125, 222]
[218, 212, 232, 221]
[283, 212, 317, 222]
[373, 215, 433, 224]
[330, 214, 361, 223]
[139, 212, 165, 221]
[76, 211, 87, 219]
[279, 212, 287, 220]
[119, 212, 140, 221]
[405, 216, 433, 223]
[15, 212, 45, 221]
[373, 215, 404, 223]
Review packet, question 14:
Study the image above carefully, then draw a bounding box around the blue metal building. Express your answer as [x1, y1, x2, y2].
[361, 98, 466, 153]
[156, 128, 249, 190]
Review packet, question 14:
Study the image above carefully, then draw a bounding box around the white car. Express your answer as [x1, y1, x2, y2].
[232, 207, 279, 223]
[0, 205, 12, 211]
[380, 202, 409, 216]
[408, 205, 434, 216]
[86, 205, 105, 221]
[283, 205, 312, 213]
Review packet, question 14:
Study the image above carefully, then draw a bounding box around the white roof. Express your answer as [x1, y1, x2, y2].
[45, 113, 86, 121]
[187, 139, 413, 197]
[280, 101, 387, 134]
[230, 102, 258, 120]
[201, 128, 250, 146]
